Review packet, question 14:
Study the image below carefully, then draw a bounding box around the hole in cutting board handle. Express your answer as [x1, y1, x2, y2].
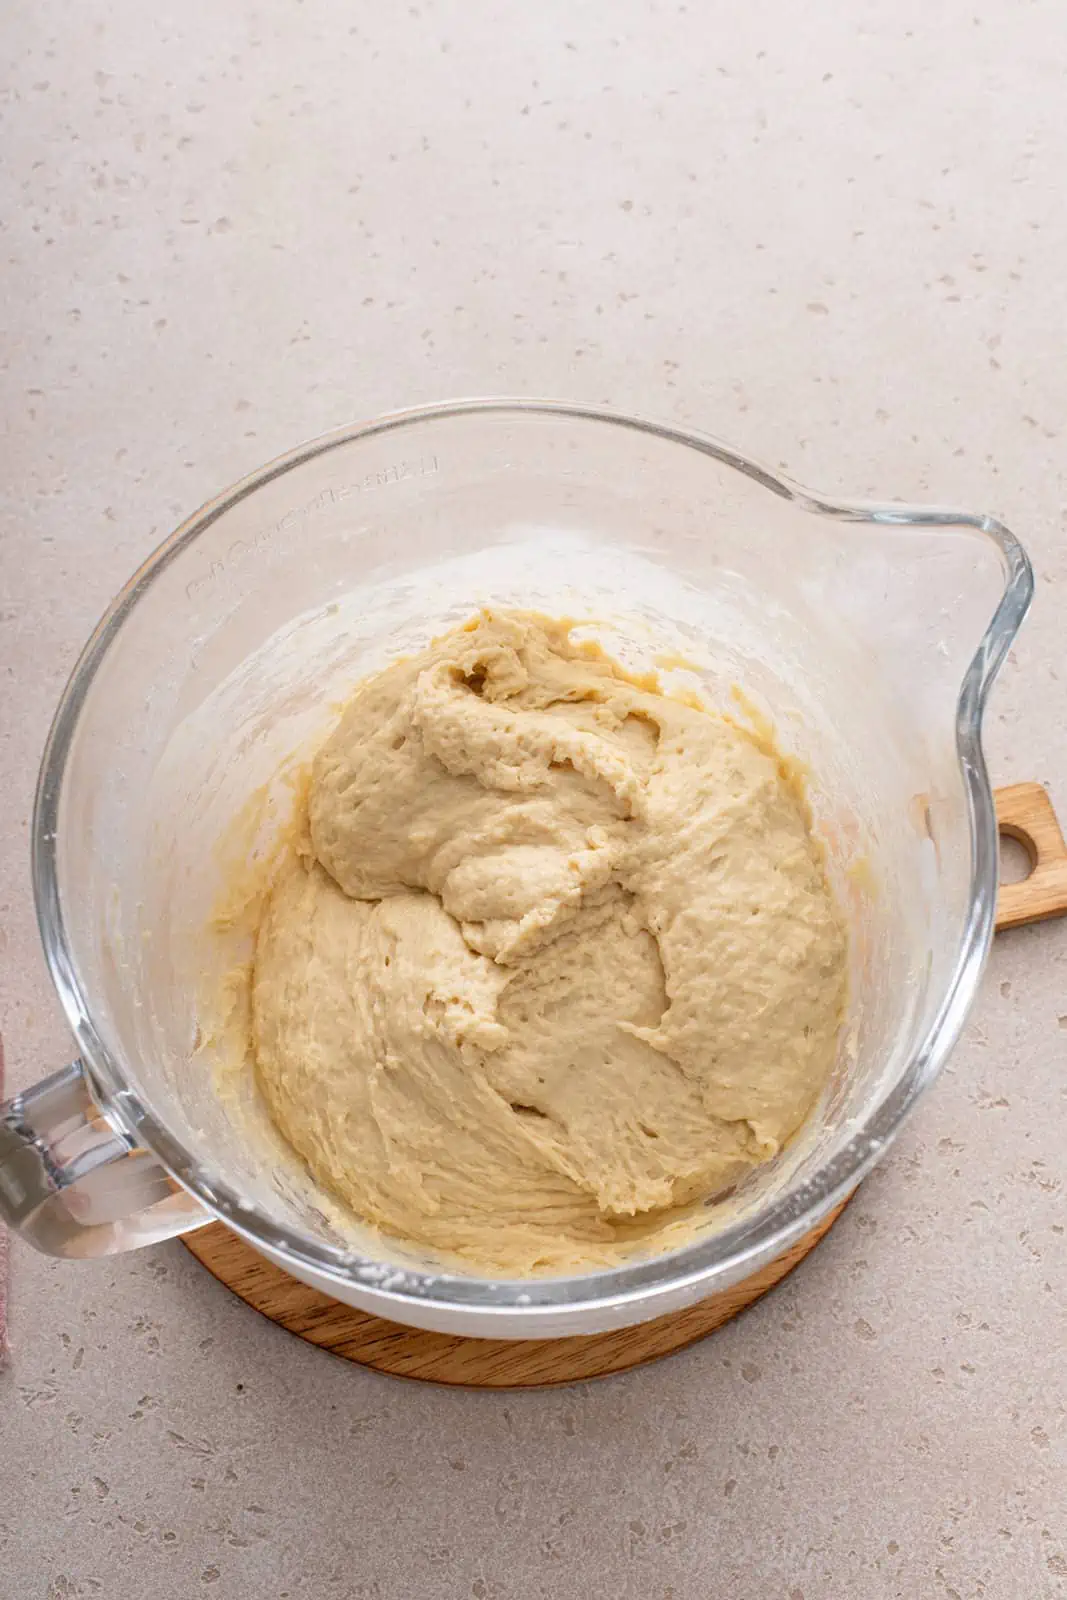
[998, 833, 1034, 885]
[994, 782, 1067, 931]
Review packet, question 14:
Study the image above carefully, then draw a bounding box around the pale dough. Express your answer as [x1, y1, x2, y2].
[251, 610, 847, 1274]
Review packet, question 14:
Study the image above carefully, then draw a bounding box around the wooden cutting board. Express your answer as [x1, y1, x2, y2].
[183, 1199, 849, 1387]
[183, 781, 1067, 1387]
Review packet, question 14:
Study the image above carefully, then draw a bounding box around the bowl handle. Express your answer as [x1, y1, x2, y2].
[995, 782, 1067, 930]
[0, 1059, 209, 1258]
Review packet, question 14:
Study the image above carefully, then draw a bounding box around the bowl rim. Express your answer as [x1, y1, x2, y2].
[32, 397, 1035, 1320]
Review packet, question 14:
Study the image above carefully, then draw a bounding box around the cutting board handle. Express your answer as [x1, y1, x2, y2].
[995, 782, 1067, 931]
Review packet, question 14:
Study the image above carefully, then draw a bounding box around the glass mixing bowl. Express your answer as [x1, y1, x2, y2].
[0, 401, 1032, 1336]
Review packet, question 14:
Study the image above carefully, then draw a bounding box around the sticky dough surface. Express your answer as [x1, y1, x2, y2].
[251, 611, 847, 1274]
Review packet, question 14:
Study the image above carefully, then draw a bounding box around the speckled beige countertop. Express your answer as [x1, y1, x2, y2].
[2, 2, 1066, 1596]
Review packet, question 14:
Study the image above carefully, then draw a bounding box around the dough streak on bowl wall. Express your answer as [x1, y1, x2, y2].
[245, 608, 848, 1276]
